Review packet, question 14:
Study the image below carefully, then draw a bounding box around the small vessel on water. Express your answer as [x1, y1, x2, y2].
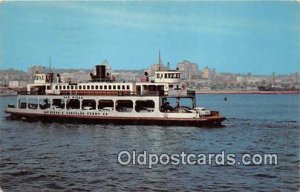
[5, 61, 225, 127]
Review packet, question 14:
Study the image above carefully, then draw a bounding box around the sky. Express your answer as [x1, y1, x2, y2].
[0, 1, 299, 75]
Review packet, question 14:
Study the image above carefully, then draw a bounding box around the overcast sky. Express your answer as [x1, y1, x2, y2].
[0, 1, 299, 75]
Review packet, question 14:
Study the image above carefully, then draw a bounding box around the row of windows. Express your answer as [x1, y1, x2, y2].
[54, 84, 131, 91]
[19, 98, 155, 113]
[34, 75, 45, 80]
[157, 73, 180, 79]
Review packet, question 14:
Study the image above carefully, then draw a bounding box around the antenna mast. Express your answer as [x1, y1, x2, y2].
[49, 57, 52, 73]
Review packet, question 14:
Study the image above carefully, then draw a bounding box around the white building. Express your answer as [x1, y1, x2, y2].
[8, 80, 27, 88]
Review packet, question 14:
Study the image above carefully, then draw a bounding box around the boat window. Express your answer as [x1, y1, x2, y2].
[75, 85, 78, 89]
[87, 85, 90, 89]
[82, 99, 96, 110]
[104, 85, 107, 90]
[135, 100, 155, 113]
[39, 98, 51, 110]
[79, 85, 82, 89]
[117, 85, 120, 90]
[157, 74, 159, 78]
[95, 85, 98, 89]
[100, 85, 103, 89]
[165, 74, 167, 78]
[122, 85, 125, 90]
[83, 85, 86, 90]
[18, 98, 27, 109]
[66, 99, 80, 110]
[63, 85, 66, 89]
[113, 85, 116, 90]
[127, 85, 130, 90]
[59, 86, 62, 89]
[70, 86, 74, 90]
[116, 100, 133, 112]
[55, 85, 58, 89]
[98, 100, 114, 111]
[169, 85, 173, 88]
[67, 86, 70, 89]
[91, 85, 94, 89]
[160, 98, 193, 112]
[52, 99, 65, 109]
[109, 85, 112, 90]
[28, 98, 38, 109]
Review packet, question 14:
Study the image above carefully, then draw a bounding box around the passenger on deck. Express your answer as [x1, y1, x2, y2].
[161, 102, 173, 112]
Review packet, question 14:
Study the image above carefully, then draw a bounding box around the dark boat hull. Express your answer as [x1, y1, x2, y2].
[7, 111, 226, 128]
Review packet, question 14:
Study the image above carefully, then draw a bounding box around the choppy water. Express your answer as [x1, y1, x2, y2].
[0, 94, 299, 191]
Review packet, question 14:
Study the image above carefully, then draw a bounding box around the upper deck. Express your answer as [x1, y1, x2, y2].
[22, 64, 195, 98]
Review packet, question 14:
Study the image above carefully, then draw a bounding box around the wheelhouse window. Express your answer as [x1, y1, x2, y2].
[135, 100, 155, 113]
[52, 99, 65, 109]
[116, 100, 133, 112]
[66, 99, 80, 110]
[82, 99, 96, 110]
[98, 100, 114, 111]
[28, 98, 38, 109]
[39, 98, 51, 110]
[19, 98, 27, 109]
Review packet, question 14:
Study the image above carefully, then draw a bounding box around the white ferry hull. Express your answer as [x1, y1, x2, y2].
[6, 109, 225, 127]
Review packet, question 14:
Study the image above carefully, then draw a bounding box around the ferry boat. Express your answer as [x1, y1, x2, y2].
[5, 63, 226, 127]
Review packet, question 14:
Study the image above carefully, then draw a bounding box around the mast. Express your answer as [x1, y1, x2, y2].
[158, 50, 162, 71]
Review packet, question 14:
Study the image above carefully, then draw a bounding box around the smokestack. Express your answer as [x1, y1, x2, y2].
[91, 65, 106, 82]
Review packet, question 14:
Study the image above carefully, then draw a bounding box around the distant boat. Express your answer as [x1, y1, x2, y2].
[257, 86, 300, 92]
[224, 97, 227, 101]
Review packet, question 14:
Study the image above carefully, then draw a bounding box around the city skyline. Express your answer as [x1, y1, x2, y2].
[1, 2, 299, 75]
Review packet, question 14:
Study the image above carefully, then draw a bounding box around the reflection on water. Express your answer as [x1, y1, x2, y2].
[0, 95, 299, 191]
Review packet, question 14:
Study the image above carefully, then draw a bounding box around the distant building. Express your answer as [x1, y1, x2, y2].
[8, 80, 27, 88]
[60, 70, 90, 83]
[28, 65, 49, 76]
[176, 60, 198, 80]
[203, 66, 216, 81]
[145, 51, 168, 77]
[112, 71, 139, 82]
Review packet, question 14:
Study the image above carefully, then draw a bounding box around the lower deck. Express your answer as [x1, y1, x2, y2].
[6, 95, 226, 127]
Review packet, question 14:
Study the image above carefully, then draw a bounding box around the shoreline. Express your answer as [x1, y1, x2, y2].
[196, 90, 300, 94]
